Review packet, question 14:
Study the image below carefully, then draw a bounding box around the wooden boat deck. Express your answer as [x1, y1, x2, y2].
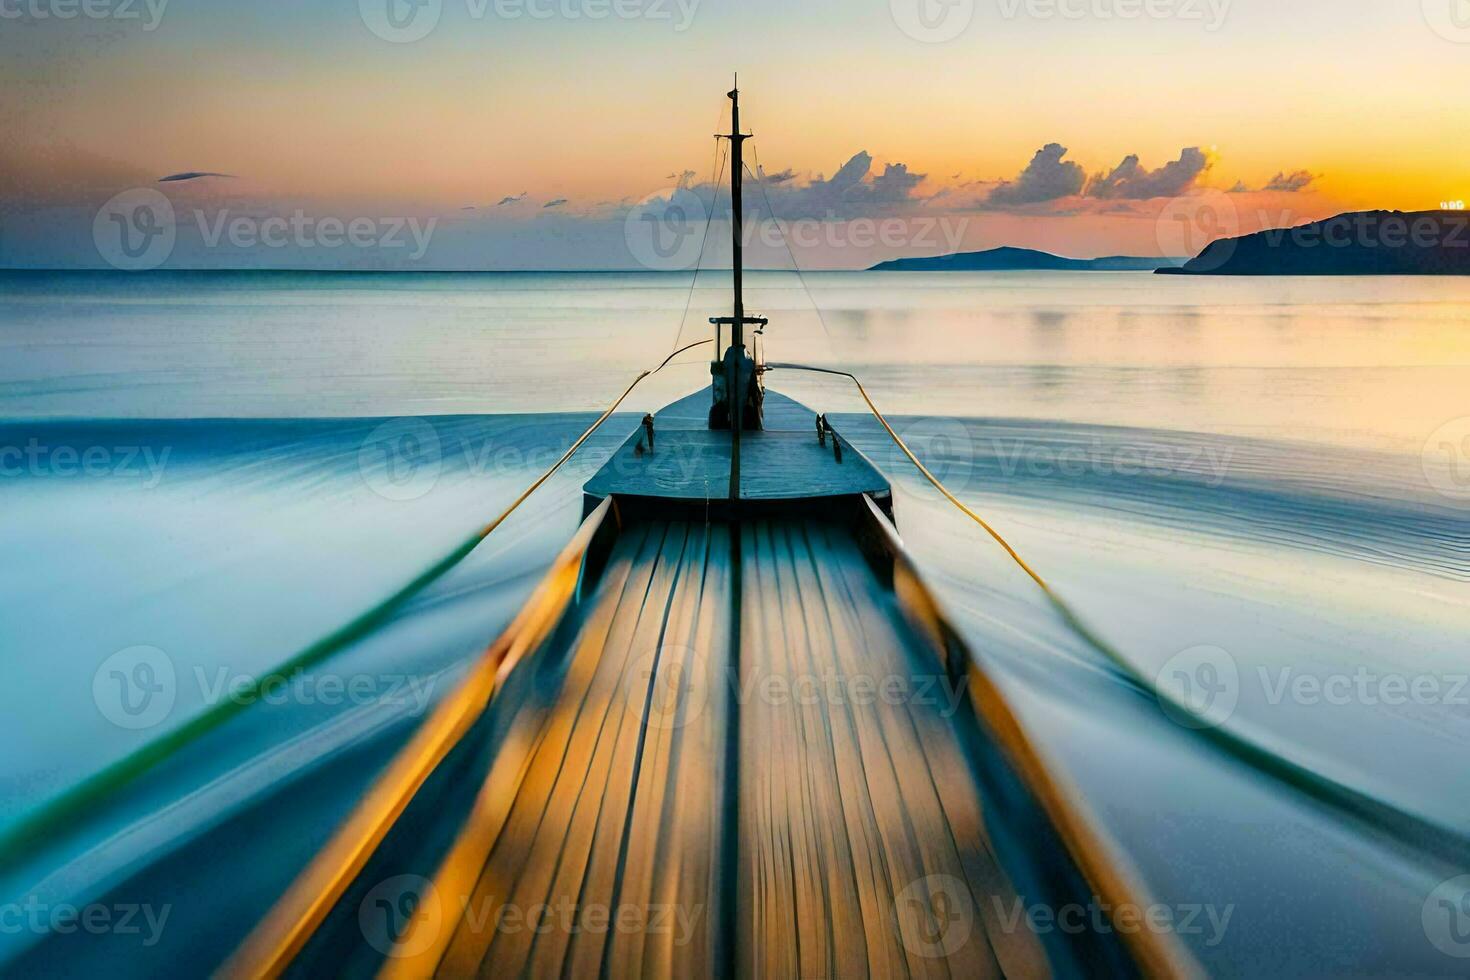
[225, 387, 1151, 977]
[406, 519, 1044, 977]
[583, 388, 889, 503]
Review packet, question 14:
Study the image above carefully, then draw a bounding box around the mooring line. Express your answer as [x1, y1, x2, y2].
[767, 361, 1470, 869]
[0, 343, 713, 872]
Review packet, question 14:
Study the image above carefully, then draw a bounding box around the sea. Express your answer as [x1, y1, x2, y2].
[1, 269, 1467, 976]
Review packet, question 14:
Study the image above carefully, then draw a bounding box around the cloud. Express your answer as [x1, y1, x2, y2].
[1086, 148, 1211, 200]
[1223, 170, 1316, 194]
[495, 192, 528, 206]
[158, 171, 235, 182]
[870, 162, 924, 202]
[986, 143, 1086, 207]
[744, 151, 928, 218]
[1262, 169, 1315, 192]
[543, 198, 567, 208]
[641, 151, 928, 220]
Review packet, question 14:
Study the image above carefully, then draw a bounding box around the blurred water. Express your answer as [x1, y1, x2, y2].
[1, 270, 1468, 975]
[5, 269, 1468, 453]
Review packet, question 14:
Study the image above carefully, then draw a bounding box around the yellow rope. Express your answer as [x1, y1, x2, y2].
[472, 338, 712, 542]
[222, 343, 714, 979]
[767, 361, 1470, 870]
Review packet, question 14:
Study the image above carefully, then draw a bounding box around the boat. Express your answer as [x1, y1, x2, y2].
[220, 84, 1194, 979]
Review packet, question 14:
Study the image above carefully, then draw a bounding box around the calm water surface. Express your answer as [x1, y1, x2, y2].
[1, 270, 1467, 976]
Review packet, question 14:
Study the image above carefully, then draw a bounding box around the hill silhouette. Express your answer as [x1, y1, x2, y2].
[1158, 210, 1470, 275]
[870, 246, 1176, 272]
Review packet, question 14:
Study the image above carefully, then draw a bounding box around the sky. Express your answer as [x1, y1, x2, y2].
[2, 0, 1468, 269]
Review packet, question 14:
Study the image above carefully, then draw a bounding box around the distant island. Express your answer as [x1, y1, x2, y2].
[1158, 209, 1470, 275]
[869, 246, 1180, 272]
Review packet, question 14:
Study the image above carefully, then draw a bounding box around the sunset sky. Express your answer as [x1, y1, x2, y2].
[3, 0, 1468, 268]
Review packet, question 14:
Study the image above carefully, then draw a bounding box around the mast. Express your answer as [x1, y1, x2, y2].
[710, 79, 767, 495]
[726, 80, 746, 497]
[728, 79, 747, 377]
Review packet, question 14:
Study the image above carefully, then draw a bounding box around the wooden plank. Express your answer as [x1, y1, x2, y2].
[582, 430, 731, 501]
[738, 431, 887, 500]
[737, 521, 1045, 979]
[636, 386, 820, 432]
[583, 387, 888, 503]
[432, 522, 733, 977]
[414, 517, 1040, 979]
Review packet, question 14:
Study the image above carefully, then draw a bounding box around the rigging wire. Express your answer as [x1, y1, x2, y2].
[746, 146, 838, 353]
[668, 96, 733, 356]
[668, 138, 727, 356]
